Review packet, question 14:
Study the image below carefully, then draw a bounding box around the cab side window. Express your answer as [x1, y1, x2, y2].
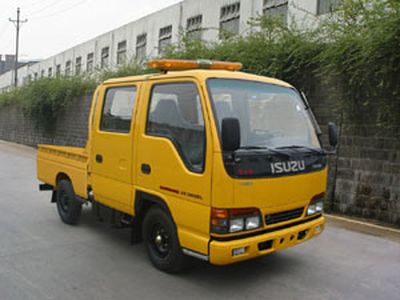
[147, 82, 206, 173]
[100, 86, 136, 133]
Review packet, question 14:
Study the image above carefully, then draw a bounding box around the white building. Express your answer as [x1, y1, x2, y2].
[0, 0, 340, 92]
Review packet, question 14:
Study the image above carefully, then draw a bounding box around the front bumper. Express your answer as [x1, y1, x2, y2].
[209, 215, 325, 265]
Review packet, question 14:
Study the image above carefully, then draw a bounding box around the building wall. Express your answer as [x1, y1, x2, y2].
[0, 93, 92, 147]
[0, 55, 17, 75]
[0, 71, 12, 93]
[0, 0, 331, 91]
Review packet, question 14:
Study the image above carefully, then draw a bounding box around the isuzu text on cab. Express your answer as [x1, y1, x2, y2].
[37, 59, 338, 272]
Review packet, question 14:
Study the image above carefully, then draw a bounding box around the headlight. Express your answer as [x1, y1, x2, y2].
[211, 207, 262, 234]
[307, 193, 325, 216]
[245, 216, 261, 230]
[229, 218, 244, 233]
[307, 203, 317, 215]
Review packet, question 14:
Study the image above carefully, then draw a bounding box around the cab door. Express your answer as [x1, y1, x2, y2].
[135, 79, 213, 253]
[91, 83, 139, 214]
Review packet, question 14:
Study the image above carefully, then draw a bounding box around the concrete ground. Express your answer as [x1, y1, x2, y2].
[0, 140, 399, 300]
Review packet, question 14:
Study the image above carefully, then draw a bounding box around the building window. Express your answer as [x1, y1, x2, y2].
[136, 33, 147, 61]
[56, 64, 61, 76]
[158, 25, 173, 56]
[75, 56, 82, 75]
[317, 0, 342, 15]
[41, 70, 45, 78]
[34, 72, 38, 80]
[100, 86, 137, 133]
[220, 2, 240, 39]
[65, 60, 72, 76]
[263, 0, 288, 24]
[48, 67, 52, 77]
[87, 52, 94, 72]
[117, 41, 127, 65]
[187, 15, 203, 40]
[147, 82, 206, 173]
[101, 47, 109, 68]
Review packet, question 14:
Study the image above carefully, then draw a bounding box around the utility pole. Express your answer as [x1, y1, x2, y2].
[9, 8, 28, 88]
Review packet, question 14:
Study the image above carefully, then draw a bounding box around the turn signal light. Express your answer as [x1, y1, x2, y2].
[147, 59, 243, 72]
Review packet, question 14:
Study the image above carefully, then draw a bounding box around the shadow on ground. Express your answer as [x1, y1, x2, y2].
[77, 204, 303, 284]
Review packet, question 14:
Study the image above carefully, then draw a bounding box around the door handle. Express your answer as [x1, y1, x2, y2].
[141, 164, 151, 174]
[96, 154, 103, 163]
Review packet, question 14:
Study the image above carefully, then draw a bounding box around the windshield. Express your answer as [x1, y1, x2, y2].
[207, 79, 321, 150]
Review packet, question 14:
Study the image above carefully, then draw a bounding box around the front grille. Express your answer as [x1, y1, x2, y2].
[265, 207, 304, 225]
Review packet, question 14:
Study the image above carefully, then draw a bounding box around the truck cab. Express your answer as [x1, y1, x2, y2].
[37, 59, 337, 272]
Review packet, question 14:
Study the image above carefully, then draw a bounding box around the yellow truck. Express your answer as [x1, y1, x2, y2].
[37, 59, 338, 272]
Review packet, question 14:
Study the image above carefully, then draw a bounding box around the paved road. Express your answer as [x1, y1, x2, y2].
[0, 140, 399, 300]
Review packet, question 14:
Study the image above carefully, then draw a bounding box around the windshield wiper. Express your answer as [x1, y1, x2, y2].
[276, 145, 324, 155]
[238, 146, 292, 159]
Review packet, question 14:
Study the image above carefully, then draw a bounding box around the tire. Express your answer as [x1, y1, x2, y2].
[56, 179, 82, 225]
[142, 206, 187, 273]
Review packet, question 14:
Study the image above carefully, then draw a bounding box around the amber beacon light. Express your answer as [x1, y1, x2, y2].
[147, 59, 243, 72]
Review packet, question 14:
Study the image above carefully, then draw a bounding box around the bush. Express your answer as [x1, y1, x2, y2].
[96, 61, 152, 82]
[316, 0, 400, 127]
[0, 76, 96, 128]
[0, 62, 148, 129]
[165, 16, 321, 91]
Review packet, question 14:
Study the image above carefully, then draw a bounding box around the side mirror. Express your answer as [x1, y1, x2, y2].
[221, 118, 241, 152]
[328, 122, 338, 147]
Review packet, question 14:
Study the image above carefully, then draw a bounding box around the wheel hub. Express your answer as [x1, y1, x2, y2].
[155, 234, 163, 246]
[152, 226, 169, 256]
[60, 192, 69, 212]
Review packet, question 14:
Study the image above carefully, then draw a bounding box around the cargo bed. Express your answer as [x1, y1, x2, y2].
[37, 145, 88, 198]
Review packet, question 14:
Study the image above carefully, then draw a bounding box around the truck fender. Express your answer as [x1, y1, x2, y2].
[134, 191, 174, 223]
[131, 191, 176, 244]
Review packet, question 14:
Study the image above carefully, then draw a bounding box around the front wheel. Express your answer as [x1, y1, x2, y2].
[56, 179, 82, 225]
[142, 206, 187, 273]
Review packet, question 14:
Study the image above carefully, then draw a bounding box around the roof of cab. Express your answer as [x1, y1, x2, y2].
[102, 69, 293, 89]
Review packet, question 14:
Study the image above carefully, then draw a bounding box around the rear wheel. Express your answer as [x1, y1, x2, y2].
[56, 179, 82, 225]
[142, 206, 187, 273]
